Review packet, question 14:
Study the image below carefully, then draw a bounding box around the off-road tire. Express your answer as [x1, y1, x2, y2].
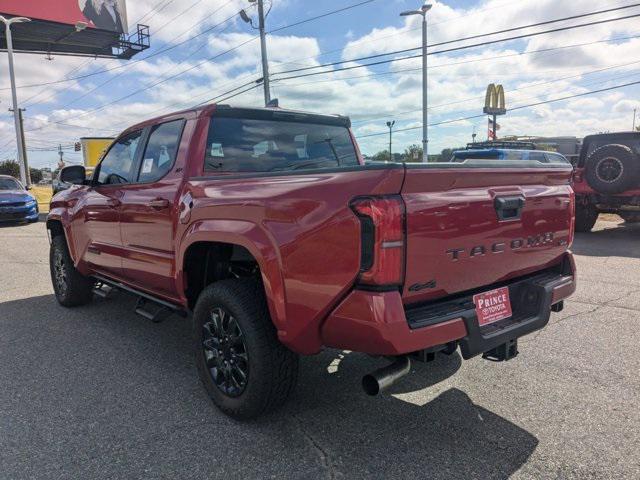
[49, 235, 94, 306]
[585, 144, 640, 194]
[575, 203, 599, 232]
[193, 278, 299, 420]
[620, 211, 640, 223]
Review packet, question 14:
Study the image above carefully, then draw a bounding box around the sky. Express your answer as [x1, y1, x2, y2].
[1, 0, 640, 169]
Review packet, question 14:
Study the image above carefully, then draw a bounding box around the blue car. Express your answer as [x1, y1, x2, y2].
[0, 175, 39, 224]
[450, 148, 570, 165]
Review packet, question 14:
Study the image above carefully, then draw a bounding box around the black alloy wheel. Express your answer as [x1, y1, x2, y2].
[52, 247, 68, 296]
[202, 306, 250, 397]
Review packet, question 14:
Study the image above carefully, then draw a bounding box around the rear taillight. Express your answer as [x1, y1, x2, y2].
[351, 196, 405, 289]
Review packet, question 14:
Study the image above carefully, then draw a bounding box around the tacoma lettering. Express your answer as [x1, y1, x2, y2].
[447, 232, 557, 261]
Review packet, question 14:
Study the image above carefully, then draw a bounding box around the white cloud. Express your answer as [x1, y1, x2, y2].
[4, 0, 640, 166]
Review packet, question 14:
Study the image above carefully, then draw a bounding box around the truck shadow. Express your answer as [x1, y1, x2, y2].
[572, 221, 640, 258]
[274, 349, 538, 479]
[0, 293, 538, 480]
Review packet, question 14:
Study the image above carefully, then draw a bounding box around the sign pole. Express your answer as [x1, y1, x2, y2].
[493, 114, 497, 141]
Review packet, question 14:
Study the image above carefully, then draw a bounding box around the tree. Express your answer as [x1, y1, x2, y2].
[402, 144, 423, 162]
[372, 150, 390, 162]
[0, 160, 20, 178]
[29, 168, 43, 184]
[440, 148, 455, 162]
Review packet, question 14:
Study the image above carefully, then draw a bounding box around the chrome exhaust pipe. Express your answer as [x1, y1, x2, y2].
[362, 356, 411, 396]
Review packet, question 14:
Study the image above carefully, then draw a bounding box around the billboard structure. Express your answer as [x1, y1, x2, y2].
[0, 0, 149, 59]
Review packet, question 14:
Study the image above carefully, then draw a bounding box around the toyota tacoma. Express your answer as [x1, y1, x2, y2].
[47, 105, 577, 419]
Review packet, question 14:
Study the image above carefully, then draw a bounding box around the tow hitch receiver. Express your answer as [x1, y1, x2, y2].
[482, 339, 518, 362]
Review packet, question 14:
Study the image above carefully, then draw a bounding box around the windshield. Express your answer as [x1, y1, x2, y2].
[204, 117, 359, 172]
[0, 178, 21, 191]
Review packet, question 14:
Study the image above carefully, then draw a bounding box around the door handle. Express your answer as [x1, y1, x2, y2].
[148, 198, 170, 209]
[106, 198, 121, 208]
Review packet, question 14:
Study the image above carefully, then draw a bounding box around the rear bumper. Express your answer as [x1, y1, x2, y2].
[321, 253, 576, 357]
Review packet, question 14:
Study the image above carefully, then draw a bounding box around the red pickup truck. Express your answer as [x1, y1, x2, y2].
[48, 105, 576, 419]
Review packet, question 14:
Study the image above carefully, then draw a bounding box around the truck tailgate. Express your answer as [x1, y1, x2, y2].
[401, 163, 574, 305]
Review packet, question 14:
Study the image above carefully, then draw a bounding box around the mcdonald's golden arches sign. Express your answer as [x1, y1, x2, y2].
[483, 83, 506, 115]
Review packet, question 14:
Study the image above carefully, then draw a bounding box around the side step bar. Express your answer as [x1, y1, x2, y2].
[92, 274, 187, 322]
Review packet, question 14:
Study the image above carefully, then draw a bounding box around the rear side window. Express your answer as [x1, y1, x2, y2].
[97, 131, 142, 185]
[527, 152, 548, 162]
[204, 117, 358, 172]
[545, 152, 570, 164]
[137, 120, 185, 183]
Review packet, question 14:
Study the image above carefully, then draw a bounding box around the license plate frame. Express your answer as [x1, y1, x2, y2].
[473, 286, 513, 327]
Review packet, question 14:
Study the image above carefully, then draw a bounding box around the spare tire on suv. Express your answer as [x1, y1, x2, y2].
[585, 144, 640, 194]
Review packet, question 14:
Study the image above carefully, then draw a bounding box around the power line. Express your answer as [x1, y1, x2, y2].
[268, 0, 376, 33]
[27, 1, 385, 127]
[269, 0, 525, 70]
[18, 32, 640, 140]
[271, 9, 640, 78]
[274, 41, 640, 93]
[41, 0, 242, 112]
[347, 58, 640, 125]
[356, 79, 640, 138]
[0, 0, 374, 93]
[0, 1, 241, 92]
[96, 13, 640, 123]
[131, 0, 176, 26]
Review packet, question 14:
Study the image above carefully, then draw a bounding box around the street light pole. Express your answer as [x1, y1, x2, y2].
[0, 15, 31, 185]
[401, 4, 432, 162]
[387, 120, 395, 161]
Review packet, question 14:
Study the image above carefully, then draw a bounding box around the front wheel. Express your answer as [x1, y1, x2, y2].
[193, 278, 299, 420]
[575, 203, 599, 232]
[50, 235, 94, 307]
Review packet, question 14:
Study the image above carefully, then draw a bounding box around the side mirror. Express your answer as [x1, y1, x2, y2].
[25, 184, 32, 190]
[59, 165, 86, 185]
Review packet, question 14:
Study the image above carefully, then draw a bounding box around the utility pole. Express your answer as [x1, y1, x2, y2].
[1, 15, 31, 185]
[400, 4, 432, 162]
[634, 108, 637, 131]
[240, 1, 271, 106]
[256, 0, 271, 106]
[386, 120, 395, 162]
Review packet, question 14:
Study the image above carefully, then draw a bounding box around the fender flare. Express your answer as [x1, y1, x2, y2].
[46, 209, 80, 266]
[177, 219, 287, 332]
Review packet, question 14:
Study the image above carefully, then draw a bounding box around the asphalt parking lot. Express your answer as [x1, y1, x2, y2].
[1, 217, 639, 479]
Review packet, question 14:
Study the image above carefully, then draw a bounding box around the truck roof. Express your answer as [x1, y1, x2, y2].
[124, 103, 351, 134]
[582, 131, 640, 144]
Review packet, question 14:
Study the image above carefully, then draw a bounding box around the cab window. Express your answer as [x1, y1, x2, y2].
[137, 120, 185, 183]
[204, 117, 358, 172]
[96, 131, 142, 185]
